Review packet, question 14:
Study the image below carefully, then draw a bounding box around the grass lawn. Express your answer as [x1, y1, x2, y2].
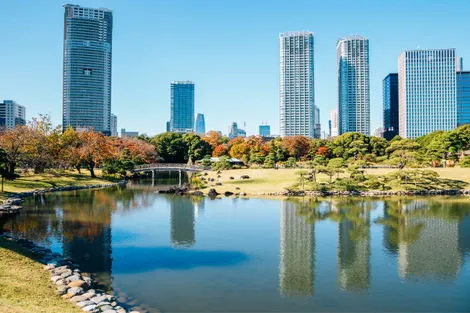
[199, 167, 470, 195]
[1, 169, 115, 196]
[0, 237, 82, 313]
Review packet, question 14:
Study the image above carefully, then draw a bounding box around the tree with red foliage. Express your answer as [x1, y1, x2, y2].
[282, 136, 312, 160]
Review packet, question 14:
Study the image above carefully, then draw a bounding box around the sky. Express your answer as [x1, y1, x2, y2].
[1, 0, 470, 137]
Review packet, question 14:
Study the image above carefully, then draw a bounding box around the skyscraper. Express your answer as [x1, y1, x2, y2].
[259, 124, 271, 137]
[398, 49, 457, 139]
[457, 71, 470, 126]
[0, 100, 26, 130]
[170, 81, 194, 133]
[337, 36, 370, 135]
[63, 4, 113, 135]
[330, 109, 338, 137]
[229, 122, 239, 139]
[279, 32, 316, 137]
[110, 114, 117, 137]
[383, 73, 399, 140]
[195, 113, 206, 135]
[314, 105, 321, 138]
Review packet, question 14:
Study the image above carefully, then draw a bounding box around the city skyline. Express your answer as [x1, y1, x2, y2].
[1, 1, 470, 136]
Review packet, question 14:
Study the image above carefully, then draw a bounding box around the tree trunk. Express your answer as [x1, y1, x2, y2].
[75, 165, 81, 174]
[88, 161, 96, 178]
[6, 162, 16, 178]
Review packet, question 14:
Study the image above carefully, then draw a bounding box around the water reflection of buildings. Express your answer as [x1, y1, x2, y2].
[382, 200, 465, 281]
[62, 208, 113, 289]
[459, 216, 470, 257]
[279, 201, 315, 296]
[337, 204, 371, 292]
[170, 197, 196, 247]
[398, 217, 461, 280]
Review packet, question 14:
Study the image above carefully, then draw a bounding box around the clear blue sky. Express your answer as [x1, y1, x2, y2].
[1, 0, 469, 136]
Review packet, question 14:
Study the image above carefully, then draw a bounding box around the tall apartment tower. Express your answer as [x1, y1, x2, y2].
[195, 113, 206, 135]
[383, 73, 399, 140]
[398, 49, 457, 139]
[170, 81, 194, 133]
[337, 36, 370, 135]
[63, 4, 113, 135]
[0, 100, 26, 130]
[279, 32, 316, 137]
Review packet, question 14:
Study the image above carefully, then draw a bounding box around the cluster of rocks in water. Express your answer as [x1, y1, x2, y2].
[0, 233, 141, 313]
[0, 198, 23, 216]
[261, 189, 470, 197]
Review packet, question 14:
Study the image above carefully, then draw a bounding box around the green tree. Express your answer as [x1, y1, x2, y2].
[151, 132, 188, 163]
[183, 133, 212, 161]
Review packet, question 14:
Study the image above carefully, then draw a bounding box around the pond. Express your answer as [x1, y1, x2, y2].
[1, 180, 470, 312]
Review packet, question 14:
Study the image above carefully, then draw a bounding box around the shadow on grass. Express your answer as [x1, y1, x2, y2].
[0, 235, 43, 264]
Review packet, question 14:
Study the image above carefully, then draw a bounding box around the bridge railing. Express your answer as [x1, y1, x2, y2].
[134, 163, 204, 171]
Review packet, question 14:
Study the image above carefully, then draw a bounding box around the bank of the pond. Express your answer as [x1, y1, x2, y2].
[0, 233, 143, 313]
[7, 181, 127, 198]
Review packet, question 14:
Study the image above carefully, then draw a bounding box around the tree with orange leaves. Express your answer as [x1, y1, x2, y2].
[212, 144, 228, 157]
[77, 131, 117, 177]
[282, 136, 312, 160]
[203, 131, 228, 149]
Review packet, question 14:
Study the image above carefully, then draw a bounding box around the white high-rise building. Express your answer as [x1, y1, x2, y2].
[330, 109, 339, 137]
[337, 36, 370, 135]
[398, 49, 457, 139]
[0, 100, 26, 130]
[279, 32, 316, 137]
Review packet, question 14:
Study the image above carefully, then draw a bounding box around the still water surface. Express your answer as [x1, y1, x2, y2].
[1, 180, 470, 312]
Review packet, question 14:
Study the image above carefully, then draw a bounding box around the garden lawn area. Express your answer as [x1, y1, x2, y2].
[0, 170, 114, 195]
[200, 167, 470, 195]
[0, 236, 83, 313]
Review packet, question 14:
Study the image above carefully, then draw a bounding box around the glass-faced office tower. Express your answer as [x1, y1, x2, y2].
[63, 4, 113, 135]
[383, 73, 399, 140]
[170, 81, 195, 133]
[279, 32, 316, 137]
[337, 36, 370, 135]
[398, 49, 456, 139]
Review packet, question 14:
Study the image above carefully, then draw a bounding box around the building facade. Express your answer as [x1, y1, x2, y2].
[337, 36, 370, 135]
[0, 100, 26, 130]
[383, 73, 399, 140]
[170, 81, 194, 133]
[398, 49, 457, 139]
[229, 122, 239, 139]
[314, 105, 321, 138]
[259, 124, 271, 137]
[279, 32, 316, 137]
[457, 71, 470, 126]
[110, 114, 117, 137]
[121, 128, 138, 138]
[330, 109, 338, 137]
[63, 4, 113, 135]
[195, 113, 206, 135]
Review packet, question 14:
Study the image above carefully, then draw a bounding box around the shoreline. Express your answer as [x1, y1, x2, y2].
[0, 232, 142, 313]
[6, 180, 127, 199]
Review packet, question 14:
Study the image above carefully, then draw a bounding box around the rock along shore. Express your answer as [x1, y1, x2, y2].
[0, 180, 149, 313]
[0, 233, 141, 313]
